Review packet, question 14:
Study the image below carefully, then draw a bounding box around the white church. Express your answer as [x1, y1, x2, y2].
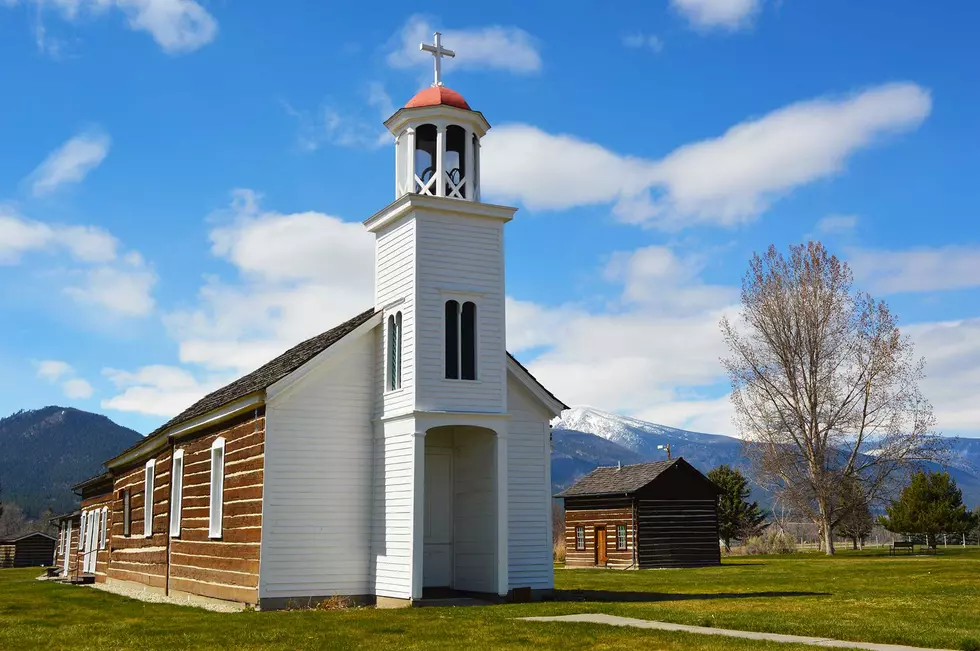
[64, 32, 565, 610]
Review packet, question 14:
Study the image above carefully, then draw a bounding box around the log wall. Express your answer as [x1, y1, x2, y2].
[106, 410, 265, 605]
[636, 498, 720, 568]
[563, 497, 634, 569]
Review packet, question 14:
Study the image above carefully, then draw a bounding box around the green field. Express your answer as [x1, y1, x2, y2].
[1, 549, 978, 650]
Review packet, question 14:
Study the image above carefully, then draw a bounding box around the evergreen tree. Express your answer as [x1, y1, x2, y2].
[836, 478, 874, 549]
[879, 471, 973, 548]
[708, 464, 767, 550]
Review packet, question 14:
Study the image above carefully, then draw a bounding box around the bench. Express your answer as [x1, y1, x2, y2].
[890, 541, 915, 555]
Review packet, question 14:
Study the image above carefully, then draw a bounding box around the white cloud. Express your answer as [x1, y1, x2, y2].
[509, 245, 740, 435]
[387, 15, 541, 77]
[36, 360, 73, 382]
[0, 209, 118, 264]
[63, 260, 157, 317]
[905, 318, 980, 433]
[63, 378, 94, 399]
[849, 245, 980, 295]
[671, 0, 761, 31]
[166, 189, 374, 372]
[6, 0, 216, 55]
[622, 33, 664, 52]
[482, 83, 931, 229]
[102, 365, 223, 417]
[29, 130, 110, 196]
[815, 213, 858, 236]
[284, 83, 394, 152]
[0, 207, 153, 316]
[35, 359, 94, 399]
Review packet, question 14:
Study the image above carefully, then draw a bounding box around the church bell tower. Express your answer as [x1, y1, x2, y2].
[364, 32, 516, 418]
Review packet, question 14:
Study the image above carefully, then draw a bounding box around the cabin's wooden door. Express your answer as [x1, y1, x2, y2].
[595, 526, 608, 566]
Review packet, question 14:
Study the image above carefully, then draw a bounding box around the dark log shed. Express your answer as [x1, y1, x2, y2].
[0, 532, 57, 568]
[558, 458, 722, 569]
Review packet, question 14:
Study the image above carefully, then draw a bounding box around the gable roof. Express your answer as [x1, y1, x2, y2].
[557, 459, 681, 497]
[109, 306, 565, 469]
[0, 532, 57, 544]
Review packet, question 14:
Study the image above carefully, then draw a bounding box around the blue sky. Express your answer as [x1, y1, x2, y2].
[1, 0, 978, 438]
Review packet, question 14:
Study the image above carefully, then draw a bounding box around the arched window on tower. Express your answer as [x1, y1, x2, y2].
[445, 125, 467, 199]
[387, 311, 403, 390]
[445, 300, 477, 380]
[414, 124, 437, 195]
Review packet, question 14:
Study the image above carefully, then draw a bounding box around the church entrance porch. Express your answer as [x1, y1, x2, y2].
[416, 424, 506, 599]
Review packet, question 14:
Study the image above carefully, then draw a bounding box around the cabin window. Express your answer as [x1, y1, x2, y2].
[79, 511, 87, 551]
[617, 524, 627, 550]
[444, 300, 477, 380]
[144, 459, 155, 538]
[575, 526, 585, 551]
[170, 449, 185, 538]
[58, 524, 65, 556]
[209, 438, 225, 539]
[100, 507, 108, 550]
[387, 311, 403, 391]
[122, 490, 131, 537]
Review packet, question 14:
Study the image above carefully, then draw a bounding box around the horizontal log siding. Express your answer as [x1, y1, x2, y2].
[81, 493, 113, 581]
[107, 448, 172, 589]
[1, 535, 56, 568]
[169, 411, 265, 605]
[564, 505, 634, 568]
[636, 499, 721, 568]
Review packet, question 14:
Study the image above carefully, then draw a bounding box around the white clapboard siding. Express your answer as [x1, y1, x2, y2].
[375, 217, 416, 417]
[260, 332, 376, 599]
[370, 418, 416, 599]
[507, 376, 554, 590]
[415, 211, 506, 413]
[453, 429, 496, 593]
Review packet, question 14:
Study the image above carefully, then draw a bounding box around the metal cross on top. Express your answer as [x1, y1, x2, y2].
[420, 32, 455, 87]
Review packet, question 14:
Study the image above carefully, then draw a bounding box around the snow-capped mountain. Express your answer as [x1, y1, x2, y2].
[551, 407, 746, 493]
[550, 407, 980, 507]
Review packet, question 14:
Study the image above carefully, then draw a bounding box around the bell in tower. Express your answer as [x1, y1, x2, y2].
[385, 32, 489, 202]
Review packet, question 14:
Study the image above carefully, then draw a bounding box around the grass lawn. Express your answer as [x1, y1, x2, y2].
[1, 548, 978, 651]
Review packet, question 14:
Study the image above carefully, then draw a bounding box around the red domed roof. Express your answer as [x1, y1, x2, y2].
[405, 86, 471, 111]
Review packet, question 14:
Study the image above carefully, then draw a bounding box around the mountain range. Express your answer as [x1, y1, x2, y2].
[0, 407, 142, 517]
[552, 407, 980, 508]
[2, 405, 978, 518]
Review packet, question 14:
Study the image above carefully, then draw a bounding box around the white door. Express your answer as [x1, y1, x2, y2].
[423, 448, 453, 588]
[84, 511, 96, 573]
[62, 521, 71, 573]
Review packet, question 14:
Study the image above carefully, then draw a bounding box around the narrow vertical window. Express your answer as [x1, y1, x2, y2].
[122, 491, 131, 537]
[617, 524, 627, 550]
[387, 312, 403, 391]
[100, 508, 108, 550]
[575, 526, 585, 551]
[209, 438, 225, 539]
[79, 511, 88, 552]
[445, 300, 459, 379]
[144, 459, 155, 538]
[170, 449, 184, 538]
[461, 301, 477, 380]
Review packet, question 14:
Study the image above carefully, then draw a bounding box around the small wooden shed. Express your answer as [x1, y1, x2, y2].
[0, 532, 57, 568]
[558, 458, 721, 569]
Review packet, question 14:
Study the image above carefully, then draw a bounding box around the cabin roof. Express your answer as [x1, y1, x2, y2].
[71, 470, 113, 493]
[0, 531, 57, 544]
[557, 459, 680, 497]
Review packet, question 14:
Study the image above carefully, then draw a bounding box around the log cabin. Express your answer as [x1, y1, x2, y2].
[0, 532, 57, 568]
[559, 458, 722, 569]
[51, 50, 569, 609]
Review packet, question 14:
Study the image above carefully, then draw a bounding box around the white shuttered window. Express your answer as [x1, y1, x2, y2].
[170, 449, 184, 537]
[144, 459, 155, 538]
[209, 438, 225, 539]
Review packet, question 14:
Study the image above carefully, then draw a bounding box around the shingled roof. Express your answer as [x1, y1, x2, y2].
[557, 459, 679, 497]
[147, 307, 378, 438]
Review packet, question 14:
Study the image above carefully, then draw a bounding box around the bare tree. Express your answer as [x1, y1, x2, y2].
[721, 242, 942, 555]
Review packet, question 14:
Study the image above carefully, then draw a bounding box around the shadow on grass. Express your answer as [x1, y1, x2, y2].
[551, 590, 830, 603]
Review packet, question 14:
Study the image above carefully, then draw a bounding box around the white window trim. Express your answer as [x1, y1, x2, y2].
[170, 449, 185, 538]
[79, 511, 87, 553]
[443, 297, 479, 381]
[100, 507, 108, 550]
[144, 459, 156, 538]
[208, 438, 225, 539]
[386, 311, 404, 392]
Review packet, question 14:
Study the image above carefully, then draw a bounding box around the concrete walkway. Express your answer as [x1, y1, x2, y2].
[520, 614, 955, 651]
